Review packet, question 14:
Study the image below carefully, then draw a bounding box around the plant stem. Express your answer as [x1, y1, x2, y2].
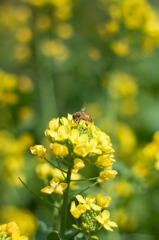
[73, 181, 98, 197]
[66, 230, 81, 239]
[60, 166, 72, 238]
[70, 177, 98, 182]
[18, 177, 59, 209]
[44, 157, 67, 173]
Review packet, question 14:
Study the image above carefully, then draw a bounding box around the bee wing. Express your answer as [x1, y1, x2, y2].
[80, 102, 86, 113]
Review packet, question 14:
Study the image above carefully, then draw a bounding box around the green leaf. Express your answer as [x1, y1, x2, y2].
[47, 231, 64, 240]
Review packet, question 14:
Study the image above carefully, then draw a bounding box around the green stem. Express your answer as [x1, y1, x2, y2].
[66, 230, 81, 239]
[18, 177, 59, 209]
[44, 157, 67, 173]
[70, 177, 98, 182]
[60, 166, 72, 238]
[73, 181, 98, 197]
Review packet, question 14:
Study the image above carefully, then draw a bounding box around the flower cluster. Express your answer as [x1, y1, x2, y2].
[70, 194, 117, 239]
[30, 113, 118, 238]
[0, 222, 28, 240]
[31, 114, 117, 187]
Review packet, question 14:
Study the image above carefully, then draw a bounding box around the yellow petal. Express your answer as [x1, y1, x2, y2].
[7, 222, 20, 236]
[108, 221, 118, 228]
[102, 210, 110, 220]
[74, 144, 90, 157]
[58, 125, 70, 140]
[96, 215, 103, 224]
[59, 183, 68, 191]
[103, 223, 113, 231]
[50, 177, 60, 188]
[30, 145, 46, 158]
[54, 184, 65, 195]
[69, 129, 79, 144]
[76, 134, 88, 144]
[60, 117, 68, 125]
[97, 194, 111, 208]
[70, 201, 82, 219]
[92, 203, 101, 211]
[96, 155, 111, 167]
[50, 143, 69, 157]
[86, 195, 95, 203]
[49, 118, 59, 130]
[73, 158, 85, 170]
[76, 195, 85, 203]
[41, 186, 53, 194]
[19, 237, 29, 240]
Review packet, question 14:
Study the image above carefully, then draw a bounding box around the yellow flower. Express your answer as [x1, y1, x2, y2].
[30, 145, 46, 158]
[95, 154, 114, 167]
[41, 177, 68, 195]
[98, 165, 118, 183]
[0, 222, 28, 240]
[73, 143, 90, 157]
[72, 158, 85, 173]
[68, 128, 79, 144]
[96, 210, 117, 231]
[96, 194, 111, 208]
[0, 206, 37, 238]
[70, 201, 87, 219]
[76, 195, 101, 211]
[49, 118, 59, 130]
[50, 143, 69, 157]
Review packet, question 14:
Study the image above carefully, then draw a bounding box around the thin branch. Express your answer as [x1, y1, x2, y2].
[44, 157, 67, 173]
[70, 177, 98, 182]
[71, 181, 98, 198]
[18, 177, 59, 209]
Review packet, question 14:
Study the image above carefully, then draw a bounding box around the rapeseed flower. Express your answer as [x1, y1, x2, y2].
[41, 177, 68, 195]
[96, 210, 117, 231]
[70, 194, 117, 237]
[45, 114, 115, 162]
[30, 145, 46, 158]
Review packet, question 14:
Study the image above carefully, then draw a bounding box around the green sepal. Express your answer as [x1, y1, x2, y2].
[47, 231, 64, 240]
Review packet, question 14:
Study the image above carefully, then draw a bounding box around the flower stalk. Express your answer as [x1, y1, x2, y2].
[60, 165, 73, 238]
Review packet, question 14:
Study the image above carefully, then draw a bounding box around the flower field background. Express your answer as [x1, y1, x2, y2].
[0, 0, 159, 239]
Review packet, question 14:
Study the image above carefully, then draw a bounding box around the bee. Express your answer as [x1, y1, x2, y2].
[72, 106, 93, 124]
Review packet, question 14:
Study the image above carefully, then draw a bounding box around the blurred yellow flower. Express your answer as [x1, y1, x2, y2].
[0, 222, 28, 240]
[108, 72, 138, 99]
[0, 70, 18, 106]
[18, 106, 34, 122]
[88, 47, 101, 61]
[14, 45, 31, 61]
[56, 23, 74, 39]
[41, 177, 68, 195]
[111, 40, 130, 56]
[40, 40, 69, 62]
[113, 208, 138, 232]
[35, 14, 51, 32]
[15, 26, 32, 43]
[0, 206, 37, 238]
[114, 180, 133, 197]
[30, 145, 46, 158]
